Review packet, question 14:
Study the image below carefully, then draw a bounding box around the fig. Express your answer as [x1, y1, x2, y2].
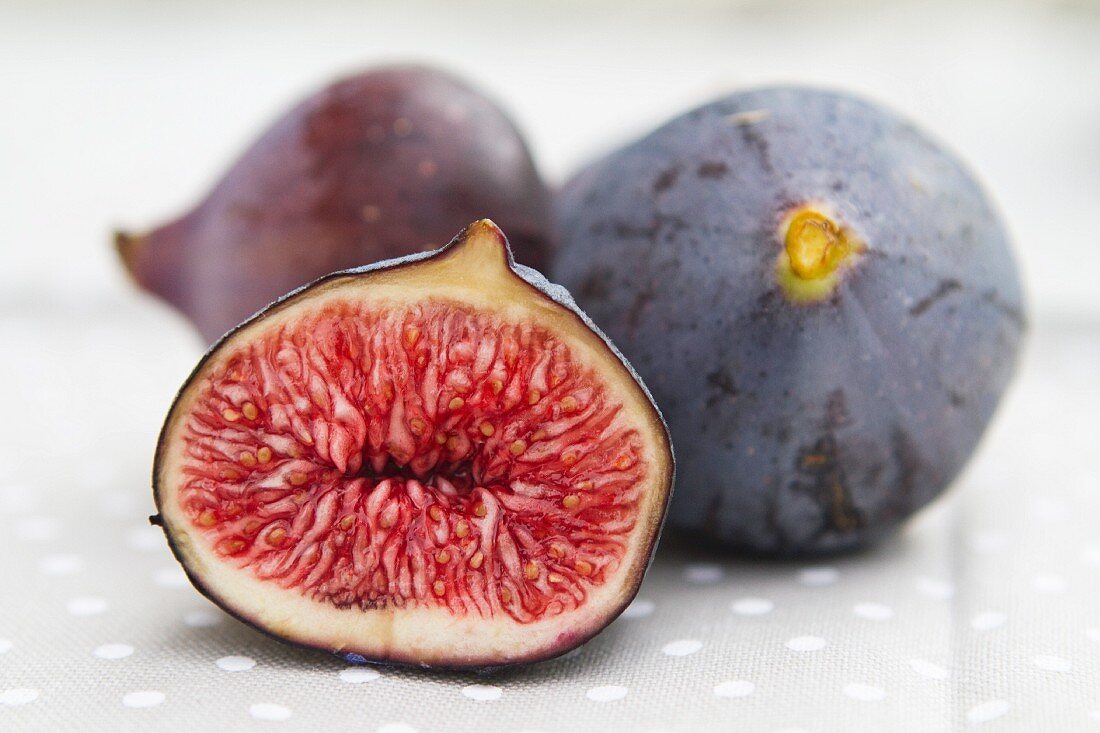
[117, 65, 551, 343]
[553, 87, 1024, 556]
[152, 220, 673, 669]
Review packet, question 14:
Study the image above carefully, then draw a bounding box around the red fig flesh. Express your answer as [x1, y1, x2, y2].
[118, 66, 551, 343]
[153, 221, 673, 669]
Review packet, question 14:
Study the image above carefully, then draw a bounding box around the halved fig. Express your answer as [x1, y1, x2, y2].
[153, 220, 673, 669]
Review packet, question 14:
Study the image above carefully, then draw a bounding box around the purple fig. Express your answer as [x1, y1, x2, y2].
[117, 66, 551, 343]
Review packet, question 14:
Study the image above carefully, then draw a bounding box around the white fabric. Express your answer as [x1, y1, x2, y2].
[2, 4, 1098, 727]
[0, 305, 1096, 732]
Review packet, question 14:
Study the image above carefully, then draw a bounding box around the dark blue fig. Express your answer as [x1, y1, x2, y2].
[553, 87, 1025, 556]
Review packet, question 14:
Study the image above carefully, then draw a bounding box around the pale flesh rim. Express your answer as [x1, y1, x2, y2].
[154, 221, 674, 669]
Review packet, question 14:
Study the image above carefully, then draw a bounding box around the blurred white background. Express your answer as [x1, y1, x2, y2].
[1, 6, 1098, 729]
[3, 0, 1099, 319]
[0, 0, 1097, 497]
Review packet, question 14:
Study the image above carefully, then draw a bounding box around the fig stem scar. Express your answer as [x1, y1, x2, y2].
[776, 205, 865, 302]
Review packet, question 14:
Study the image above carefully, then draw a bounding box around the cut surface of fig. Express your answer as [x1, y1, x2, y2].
[154, 221, 672, 668]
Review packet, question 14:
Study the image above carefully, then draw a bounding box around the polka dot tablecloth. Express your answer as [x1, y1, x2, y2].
[0, 306, 1097, 732]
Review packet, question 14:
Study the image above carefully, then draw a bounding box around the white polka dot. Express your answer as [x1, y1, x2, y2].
[216, 655, 256, 672]
[126, 525, 164, 552]
[661, 639, 702, 656]
[731, 597, 773, 616]
[461, 684, 502, 701]
[1, 688, 38, 706]
[94, 644, 134, 660]
[586, 685, 628, 702]
[970, 611, 1007, 631]
[1033, 654, 1071, 672]
[1033, 574, 1068, 594]
[376, 724, 417, 733]
[684, 563, 724, 584]
[620, 598, 655, 619]
[843, 683, 886, 701]
[122, 691, 165, 708]
[914, 576, 954, 599]
[1087, 628, 1100, 642]
[798, 567, 839, 587]
[15, 516, 60, 542]
[967, 699, 1010, 724]
[853, 602, 894, 621]
[908, 659, 949, 680]
[39, 553, 84, 575]
[183, 609, 223, 627]
[1089, 710, 1100, 723]
[154, 566, 188, 588]
[67, 596, 108, 616]
[714, 680, 754, 698]
[786, 636, 826, 652]
[339, 667, 381, 684]
[249, 703, 291, 721]
[969, 531, 1007, 553]
[0, 639, 11, 654]
[1083, 545, 1100, 566]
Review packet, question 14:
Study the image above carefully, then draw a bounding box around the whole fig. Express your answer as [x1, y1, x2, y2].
[553, 87, 1025, 556]
[117, 65, 551, 343]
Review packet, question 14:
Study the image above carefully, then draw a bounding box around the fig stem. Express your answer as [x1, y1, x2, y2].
[114, 230, 146, 276]
[775, 205, 865, 303]
[442, 219, 511, 276]
[783, 209, 860, 280]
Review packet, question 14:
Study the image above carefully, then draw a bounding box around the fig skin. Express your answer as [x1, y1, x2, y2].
[152, 220, 674, 670]
[552, 87, 1025, 557]
[117, 65, 552, 344]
